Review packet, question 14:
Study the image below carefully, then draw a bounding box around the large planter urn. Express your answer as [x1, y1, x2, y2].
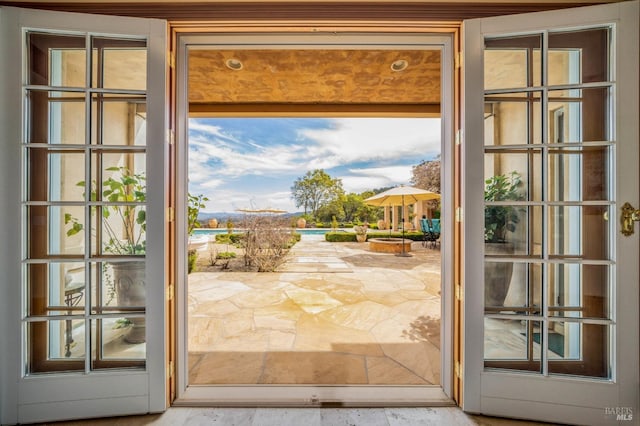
[208, 218, 218, 228]
[356, 234, 367, 243]
[296, 218, 307, 228]
[484, 242, 515, 307]
[112, 261, 146, 344]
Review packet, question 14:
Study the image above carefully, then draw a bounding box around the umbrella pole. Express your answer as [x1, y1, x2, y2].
[396, 195, 412, 257]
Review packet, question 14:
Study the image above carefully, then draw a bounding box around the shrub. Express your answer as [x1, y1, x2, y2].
[325, 231, 424, 242]
[187, 249, 198, 273]
[216, 251, 236, 259]
[215, 233, 243, 245]
[325, 232, 357, 242]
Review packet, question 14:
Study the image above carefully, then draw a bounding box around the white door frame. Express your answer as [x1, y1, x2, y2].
[174, 31, 456, 405]
[0, 7, 168, 424]
[461, 2, 639, 424]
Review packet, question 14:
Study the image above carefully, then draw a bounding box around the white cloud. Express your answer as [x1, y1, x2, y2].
[339, 165, 413, 193]
[188, 118, 440, 183]
[299, 118, 440, 167]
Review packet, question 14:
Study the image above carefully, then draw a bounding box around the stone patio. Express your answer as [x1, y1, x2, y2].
[188, 235, 442, 385]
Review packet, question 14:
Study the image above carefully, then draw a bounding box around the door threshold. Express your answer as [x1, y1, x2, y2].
[174, 385, 454, 407]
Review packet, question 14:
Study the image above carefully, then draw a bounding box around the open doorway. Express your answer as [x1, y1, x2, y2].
[175, 33, 455, 403]
[187, 117, 441, 385]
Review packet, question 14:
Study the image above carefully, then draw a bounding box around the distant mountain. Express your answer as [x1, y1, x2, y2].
[198, 211, 303, 222]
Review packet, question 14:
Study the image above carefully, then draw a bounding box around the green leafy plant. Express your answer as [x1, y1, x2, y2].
[484, 171, 524, 243]
[65, 166, 146, 255]
[188, 193, 209, 235]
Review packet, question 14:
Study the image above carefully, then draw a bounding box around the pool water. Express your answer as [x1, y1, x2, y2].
[192, 228, 333, 236]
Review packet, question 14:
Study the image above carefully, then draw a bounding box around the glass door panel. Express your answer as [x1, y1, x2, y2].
[482, 27, 614, 378]
[23, 32, 148, 374]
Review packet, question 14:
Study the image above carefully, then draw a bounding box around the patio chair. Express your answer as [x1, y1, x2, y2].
[420, 218, 439, 249]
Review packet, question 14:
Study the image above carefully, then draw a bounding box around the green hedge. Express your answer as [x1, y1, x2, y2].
[324, 231, 424, 242]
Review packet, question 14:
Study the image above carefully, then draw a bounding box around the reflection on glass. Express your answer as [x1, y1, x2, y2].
[92, 152, 146, 186]
[27, 263, 85, 316]
[91, 262, 145, 312]
[91, 317, 146, 364]
[26, 149, 85, 201]
[484, 150, 542, 201]
[26, 206, 85, 257]
[549, 264, 609, 319]
[485, 206, 542, 256]
[48, 319, 86, 360]
[548, 147, 609, 201]
[26, 91, 86, 144]
[485, 318, 542, 363]
[484, 35, 541, 90]
[485, 262, 542, 310]
[549, 323, 610, 378]
[91, 94, 146, 146]
[549, 205, 610, 260]
[484, 93, 542, 145]
[549, 28, 610, 85]
[548, 88, 610, 143]
[28, 32, 86, 86]
[91, 37, 147, 90]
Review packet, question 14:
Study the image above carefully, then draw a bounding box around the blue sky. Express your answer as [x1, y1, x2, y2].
[188, 117, 441, 213]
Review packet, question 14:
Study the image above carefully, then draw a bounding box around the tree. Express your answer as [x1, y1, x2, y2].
[291, 169, 343, 218]
[411, 156, 441, 193]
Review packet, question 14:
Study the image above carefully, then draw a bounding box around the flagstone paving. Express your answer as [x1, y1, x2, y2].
[188, 235, 441, 385]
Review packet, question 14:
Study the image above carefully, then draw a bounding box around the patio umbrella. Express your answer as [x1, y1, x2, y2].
[364, 185, 441, 256]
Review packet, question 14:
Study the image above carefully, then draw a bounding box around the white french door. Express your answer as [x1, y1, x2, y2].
[462, 2, 639, 425]
[0, 7, 167, 424]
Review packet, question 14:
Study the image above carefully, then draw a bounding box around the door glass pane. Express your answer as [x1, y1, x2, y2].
[485, 262, 542, 311]
[549, 205, 610, 260]
[548, 264, 610, 319]
[23, 30, 147, 374]
[484, 27, 612, 379]
[485, 319, 542, 366]
[548, 88, 611, 143]
[91, 94, 147, 145]
[91, 38, 147, 90]
[28, 33, 86, 87]
[548, 323, 610, 378]
[484, 151, 542, 201]
[548, 28, 610, 85]
[485, 92, 542, 145]
[26, 149, 85, 201]
[484, 35, 542, 90]
[26, 90, 86, 145]
[548, 146, 610, 201]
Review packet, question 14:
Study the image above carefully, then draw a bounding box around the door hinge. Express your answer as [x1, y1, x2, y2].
[455, 51, 462, 69]
[167, 207, 175, 223]
[168, 129, 175, 145]
[455, 283, 463, 301]
[455, 207, 463, 223]
[168, 51, 175, 69]
[167, 360, 174, 378]
[455, 129, 463, 145]
[455, 360, 461, 378]
[166, 284, 174, 301]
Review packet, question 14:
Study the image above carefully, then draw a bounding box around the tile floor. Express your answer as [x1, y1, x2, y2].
[40, 407, 558, 425]
[188, 236, 442, 385]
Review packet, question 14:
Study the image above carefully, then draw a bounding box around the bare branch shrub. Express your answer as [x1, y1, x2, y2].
[241, 215, 295, 272]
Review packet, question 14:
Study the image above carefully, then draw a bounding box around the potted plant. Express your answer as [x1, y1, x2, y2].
[353, 224, 368, 242]
[65, 166, 147, 343]
[484, 171, 524, 307]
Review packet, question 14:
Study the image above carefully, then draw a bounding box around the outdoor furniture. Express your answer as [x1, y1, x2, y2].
[420, 218, 440, 249]
[64, 268, 85, 357]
